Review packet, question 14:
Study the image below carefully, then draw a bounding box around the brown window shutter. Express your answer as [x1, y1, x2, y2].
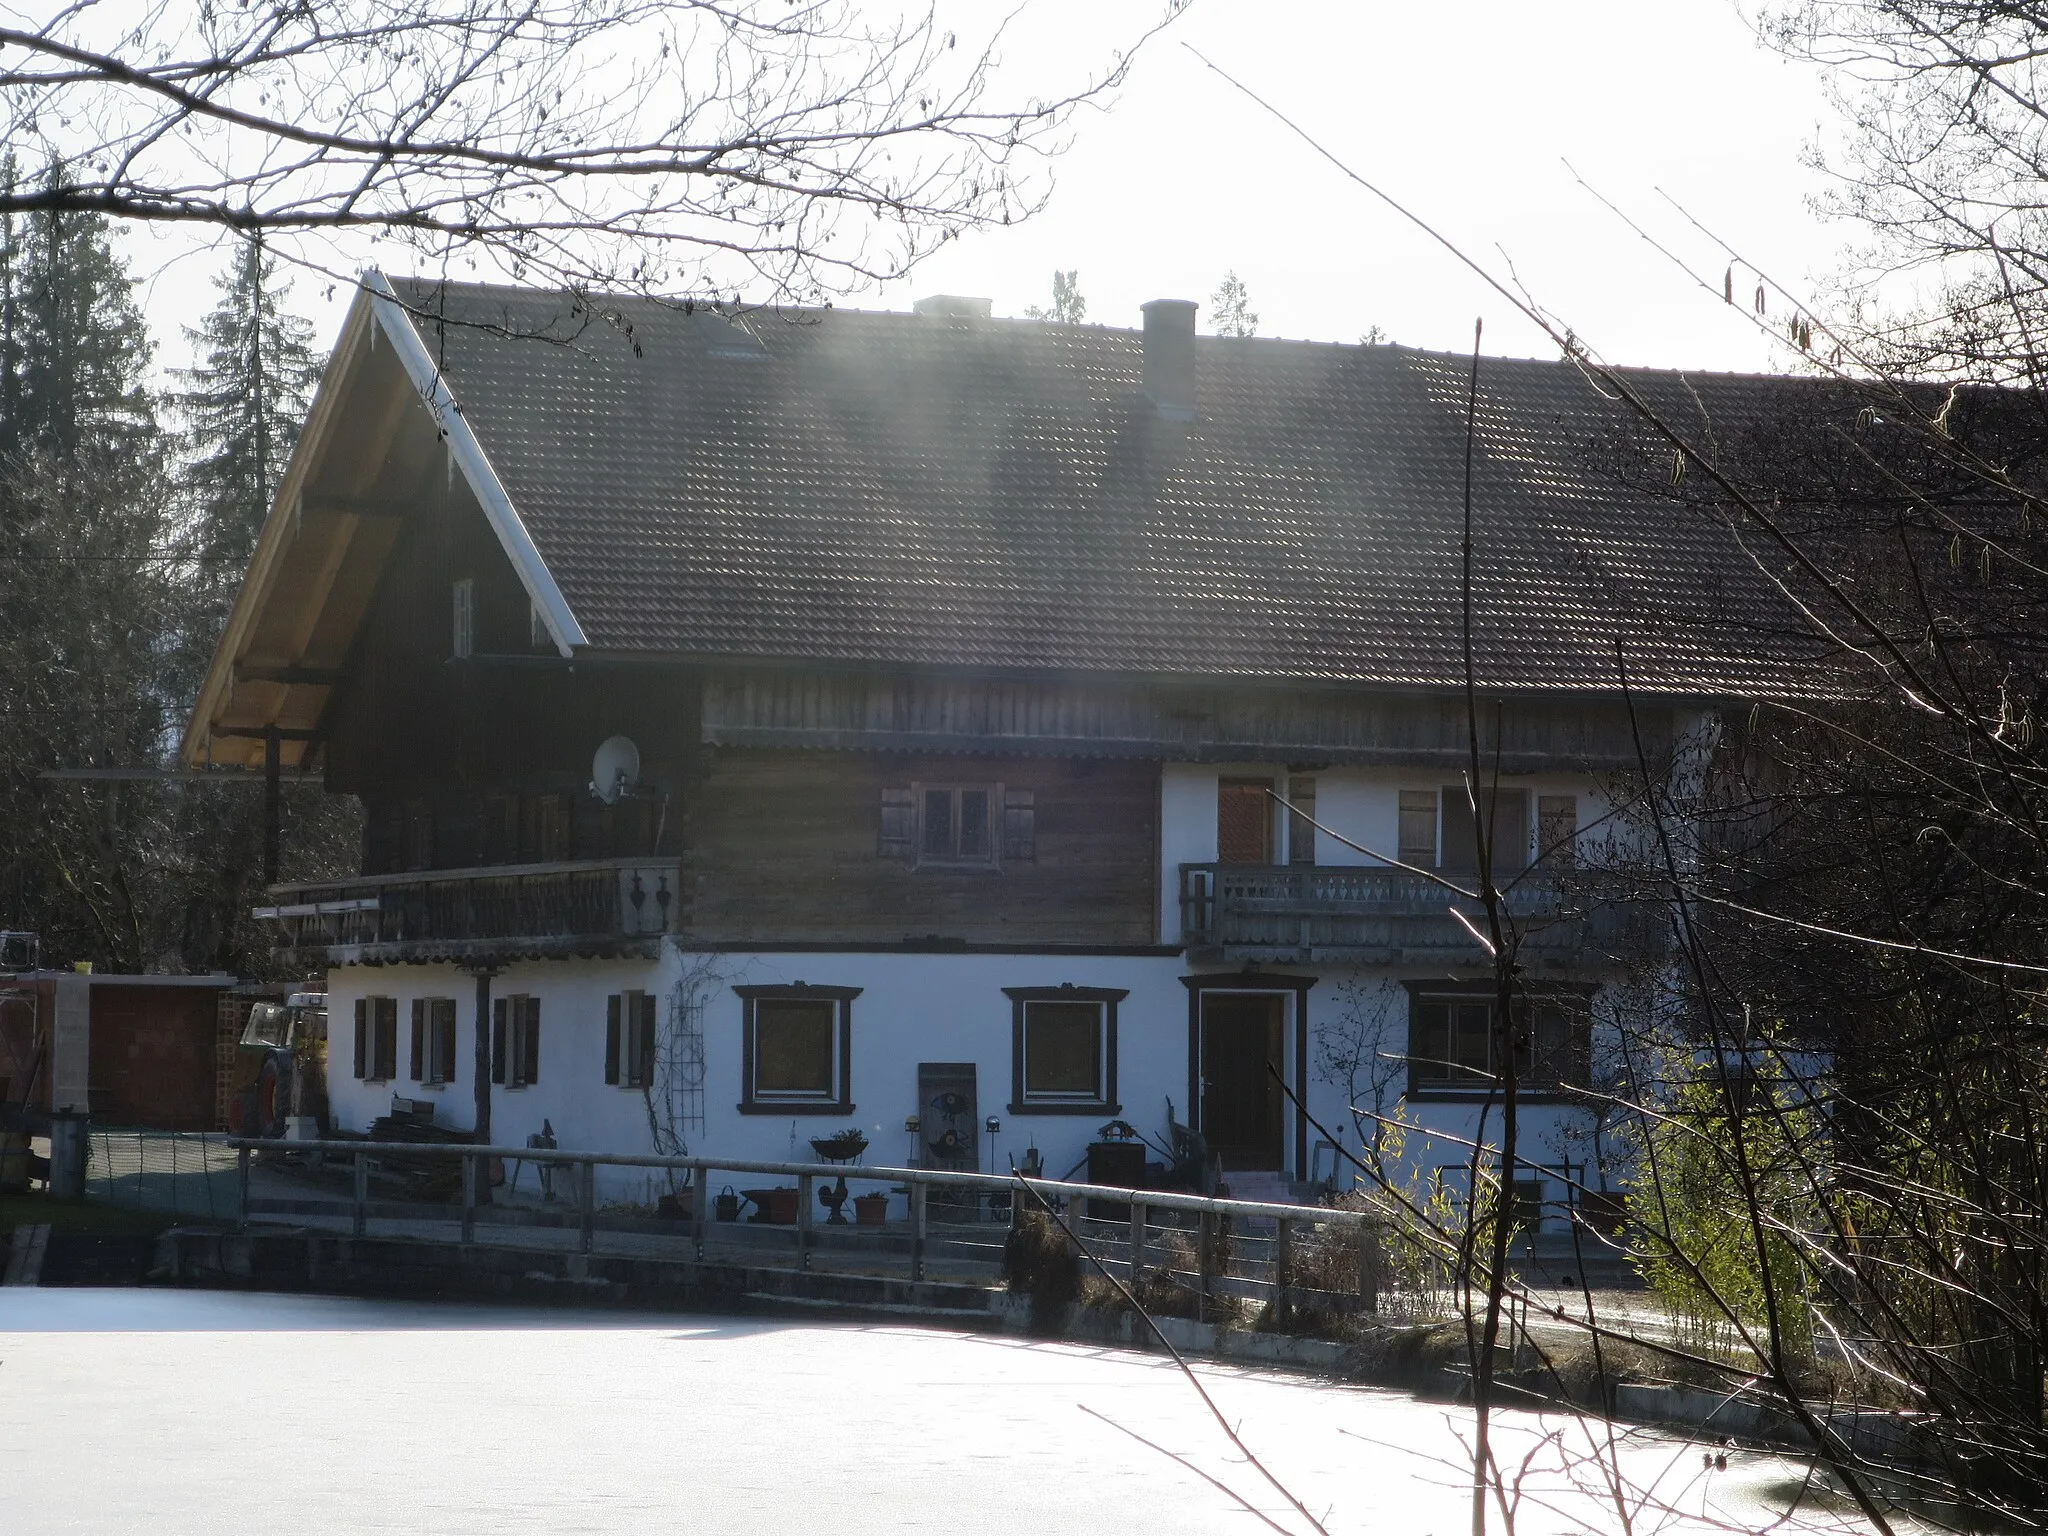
[1002, 788, 1035, 861]
[878, 787, 914, 859]
[491, 998, 507, 1085]
[353, 998, 367, 1079]
[605, 995, 621, 1086]
[1537, 794, 1578, 869]
[410, 999, 425, 1082]
[1217, 778, 1275, 864]
[636, 992, 658, 1088]
[1398, 790, 1438, 869]
[1286, 776, 1316, 866]
[521, 997, 541, 1086]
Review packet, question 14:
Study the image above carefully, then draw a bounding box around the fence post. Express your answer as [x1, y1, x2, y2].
[691, 1163, 709, 1261]
[910, 1179, 928, 1284]
[460, 1151, 476, 1245]
[578, 1161, 595, 1256]
[1128, 1201, 1147, 1292]
[796, 1173, 814, 1271]
[1358, 1220, 1381, 1314]
[1274, 1218, 1293, 1329]
[352, 1151, 368, 1238]
[237, 1144, 251, 1232]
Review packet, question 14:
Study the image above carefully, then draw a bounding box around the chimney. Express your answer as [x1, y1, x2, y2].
[1140, 298, 1198, 421]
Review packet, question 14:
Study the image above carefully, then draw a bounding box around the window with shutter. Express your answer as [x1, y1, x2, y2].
[1398, 790, 1438, 868]
[1286, 776, 1316, 866]
[517, 997, 541, 1087]
[491, 998, 507, 1085]
[1002, 789, 1035, 861]
[410, 999, 426, 1081]
[1217, 778, 1275, 864]
[1537, 794, 1578, 869]
[412, 998, 458, 1086]
[605, 994, 622, 1086]
[364, 996, 399, 1082]
[353, 998, 368, 1079]
[878, 787, 914, 859]
[634, 992, 658, 1089]
[1439, 786, 1529, 874]
[1405, 987, 1591, 1097]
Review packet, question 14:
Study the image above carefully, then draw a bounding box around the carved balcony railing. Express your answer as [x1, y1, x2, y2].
[257, 858, 681, 962]
[1177, 863, 1661, 966]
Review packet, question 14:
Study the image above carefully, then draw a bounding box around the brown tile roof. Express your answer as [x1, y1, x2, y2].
[391, 279, 1828, 696]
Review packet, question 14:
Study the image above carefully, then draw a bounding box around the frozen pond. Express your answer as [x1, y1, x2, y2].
[1, 1289, 1875, 1535]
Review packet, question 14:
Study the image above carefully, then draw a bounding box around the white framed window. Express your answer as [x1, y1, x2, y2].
[607, 990, 658, 1089]
[410, 997, 458, 1086]
[1406, 988, 1589, 1097]
[1006, 986, 1125, 1114]
[736, 985, 858, 1113]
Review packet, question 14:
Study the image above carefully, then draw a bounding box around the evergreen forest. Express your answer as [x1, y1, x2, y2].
[0, 157, 355, 977]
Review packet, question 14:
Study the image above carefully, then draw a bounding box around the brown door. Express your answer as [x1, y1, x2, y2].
[1199, 992, 1286, 1171]
[1217, 778, 1275, 864]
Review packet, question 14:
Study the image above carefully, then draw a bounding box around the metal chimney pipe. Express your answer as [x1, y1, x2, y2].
[1140, 299, 1198, 421]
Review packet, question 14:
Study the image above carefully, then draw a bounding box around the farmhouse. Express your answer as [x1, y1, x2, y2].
[181, 278, 1813, 1215]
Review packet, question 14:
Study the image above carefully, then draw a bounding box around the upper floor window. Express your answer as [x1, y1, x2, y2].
[1398, 789, 1438, 868]
[878, 784, 1033, 866]
[1005, 985, 1125, 1114]
[1435, 786, 1530, 874]
[1537, 794, 1578, 869]
[736, 984, 858, 1114]
[352, 996, 399, 1082]
[410, 997, 458, 1086]
[1217, 776, 1274, 863]
[491, 994, 541, 1088]
[1285, 775, 1317, 866]
[1406, 988, 1589, 1097]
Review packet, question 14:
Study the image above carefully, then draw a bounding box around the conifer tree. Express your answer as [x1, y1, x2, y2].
[175, 235, 319, 633]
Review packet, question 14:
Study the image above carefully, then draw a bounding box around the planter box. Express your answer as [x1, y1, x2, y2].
[853, 1194, 888, 1227]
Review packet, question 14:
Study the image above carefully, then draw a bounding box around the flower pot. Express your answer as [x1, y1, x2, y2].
[766, 1186, 800, 1225]
[853, 1193, 888, 1227]
[1579, 1189, 1627, 1236]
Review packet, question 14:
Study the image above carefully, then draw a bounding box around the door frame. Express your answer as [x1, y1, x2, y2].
[1181, 972, 1316, 1177]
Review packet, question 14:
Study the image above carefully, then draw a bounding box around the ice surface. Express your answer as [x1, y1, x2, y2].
[0, 1289, 1873, 1535]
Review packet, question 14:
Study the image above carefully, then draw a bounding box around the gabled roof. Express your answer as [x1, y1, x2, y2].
[185, 274, 1830, 767]
[384, 277, 1821, 692]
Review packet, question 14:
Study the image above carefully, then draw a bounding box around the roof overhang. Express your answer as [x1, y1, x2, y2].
[179, 271, 584, 771]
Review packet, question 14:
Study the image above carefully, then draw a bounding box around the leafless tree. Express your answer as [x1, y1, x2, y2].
[0, 1, 1186, 300]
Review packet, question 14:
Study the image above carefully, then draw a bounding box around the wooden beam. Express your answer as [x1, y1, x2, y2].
[298, 493, 404, 523]
[234, 664, 345, 686]
[213, 726, 321, 742]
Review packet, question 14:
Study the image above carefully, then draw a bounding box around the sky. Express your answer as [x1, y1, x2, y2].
[123, 0, 1848, 381]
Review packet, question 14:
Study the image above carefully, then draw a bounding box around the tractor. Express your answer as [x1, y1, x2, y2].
[229, 990, 329, 1139]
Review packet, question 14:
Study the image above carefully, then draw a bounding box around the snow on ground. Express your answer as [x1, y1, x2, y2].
[0, 1289, 1872, 1536]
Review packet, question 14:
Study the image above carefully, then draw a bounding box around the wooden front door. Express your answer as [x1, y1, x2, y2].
[1199, 992, 1286, 1171]
[1217, 778, 1275, 864]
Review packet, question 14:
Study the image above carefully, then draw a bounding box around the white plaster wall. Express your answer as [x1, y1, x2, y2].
[325, 948, 1641, 1227]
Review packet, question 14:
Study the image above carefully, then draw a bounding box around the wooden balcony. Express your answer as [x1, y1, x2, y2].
[257, 858, 681, 964]
[1177, 863, 1659, 967]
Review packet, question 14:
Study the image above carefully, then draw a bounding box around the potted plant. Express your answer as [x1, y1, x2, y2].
[810, 1128, 869, 1162]
[765, 1185, 800, 1224]
[853, 1190, 889, 1226]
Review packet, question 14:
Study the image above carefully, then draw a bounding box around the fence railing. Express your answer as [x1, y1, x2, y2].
[222, 1137, 1390, 1323]
[256, 858, 680, 955]
[1178, 862, 1660, 961]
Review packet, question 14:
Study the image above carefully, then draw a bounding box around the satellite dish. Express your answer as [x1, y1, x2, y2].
[590, 735, 641, 805]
